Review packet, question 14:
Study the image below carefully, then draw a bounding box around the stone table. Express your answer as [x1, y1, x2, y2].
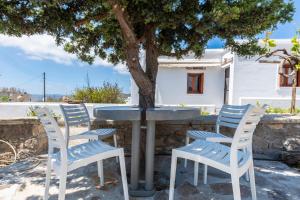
[94, 106, 200, 197]
[93, 106, 142, 195]
[145, 106, 200, 195]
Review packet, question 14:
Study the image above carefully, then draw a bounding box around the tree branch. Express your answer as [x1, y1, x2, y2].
[159, 48, 190, 58]
[256, 48, 291, 61]
[75, 13, 108, 27]
[107, 0, 154, 97]
[108, 0, 137, 44]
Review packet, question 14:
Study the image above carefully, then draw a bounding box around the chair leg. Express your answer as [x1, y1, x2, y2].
[97, 160, 104, 186]
[194, 162, 199, 186]
[119, 151, 129, 200]
[249, 161, 257, 200]
[44, 158, 52, 200]
[231, 173, 241, 200]
[203, 164, 208, 184]
[169, 154, 178, 200]
[113, 134, 119, 163]
[245, 170, 250, 182]
[243, 148, 249, 181]
[184, 136, 190, 168]
[58, 170, 67, 200]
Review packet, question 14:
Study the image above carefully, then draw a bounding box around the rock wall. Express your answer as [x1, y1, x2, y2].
[1, 115, 299, 165]
[92, 115, 300, 164]
[0, 118, 47, 158]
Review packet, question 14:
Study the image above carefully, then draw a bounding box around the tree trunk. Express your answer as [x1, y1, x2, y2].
[141, 26, 158, 110]
[110, 2, 155, 111]
[290, 73, 297, 114]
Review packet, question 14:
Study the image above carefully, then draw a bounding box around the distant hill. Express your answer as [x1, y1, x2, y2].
[30, 93, 130, 102]
[31, 94, 64, 102]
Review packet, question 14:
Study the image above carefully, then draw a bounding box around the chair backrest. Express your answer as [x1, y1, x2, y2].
[230, 105, 265, 167]
[35, 107, 67, 160]
[216, 104, 249, 132]
[60, 103, 91, 128]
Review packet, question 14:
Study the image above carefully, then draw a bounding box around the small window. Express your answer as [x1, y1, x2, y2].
[279, 64, 300, 87]
[187, 73, 204, 94]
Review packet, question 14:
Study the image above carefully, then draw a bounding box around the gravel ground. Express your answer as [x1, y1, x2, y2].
[1, 155, 300, 200]
[1, 127, 300, 200]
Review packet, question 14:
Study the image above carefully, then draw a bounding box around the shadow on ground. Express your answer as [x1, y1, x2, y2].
[1, 155, 300, 200]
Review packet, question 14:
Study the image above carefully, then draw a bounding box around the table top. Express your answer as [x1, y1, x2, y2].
[93, 106, 141, 121]
[146, 106, 200, 121]
[93, 105, 200, 121]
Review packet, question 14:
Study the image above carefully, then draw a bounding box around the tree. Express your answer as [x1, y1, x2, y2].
[0, 96, 9, 102]
[258, 31, 300, 114]
[0, 0, 294, 110]
[73, 82, 126, 103]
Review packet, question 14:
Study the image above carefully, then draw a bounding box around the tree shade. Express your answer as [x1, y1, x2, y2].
[0, 0, 295, 109]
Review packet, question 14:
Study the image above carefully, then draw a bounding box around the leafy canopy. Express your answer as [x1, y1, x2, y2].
[0, 0, 295, 65]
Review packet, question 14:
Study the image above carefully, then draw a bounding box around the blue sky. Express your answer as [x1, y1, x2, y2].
[0, 1, 299, 95]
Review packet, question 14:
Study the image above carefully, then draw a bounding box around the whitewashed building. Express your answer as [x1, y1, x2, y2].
[131, 39, 300, 111]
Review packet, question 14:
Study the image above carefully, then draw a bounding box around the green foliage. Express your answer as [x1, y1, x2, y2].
[0, 96, 9, 102]
[27, 106, 37, 117]
[73, 82, 126, 103]
[291, 30, 300, 56]
[27, 106, 61, 119]
[0, 0, 295, 61]
[262, 31, 277, 53]
[265, 106, 300, 114]
[263, 30, 300, 57]
[201, 111, 210, 116]
[47, 96, 63, 102]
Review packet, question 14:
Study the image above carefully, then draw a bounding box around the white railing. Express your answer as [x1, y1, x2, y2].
[0, 102, 218, 119]
[0, 102, 128, 119]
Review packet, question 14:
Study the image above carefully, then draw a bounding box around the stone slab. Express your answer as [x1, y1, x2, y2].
[93, 106, 141, 121]
[146, 107, 200, 121]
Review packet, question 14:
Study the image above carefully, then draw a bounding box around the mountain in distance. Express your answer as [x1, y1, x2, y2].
[30, 93, 130, 102]
[30, 94, 65, 102]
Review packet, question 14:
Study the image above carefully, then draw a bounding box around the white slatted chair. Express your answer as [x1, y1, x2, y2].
[169, 105, 264, 200]
[60, 103, 118, 147]
[185, 104, 249, 183]
[36, 107, 129, 200]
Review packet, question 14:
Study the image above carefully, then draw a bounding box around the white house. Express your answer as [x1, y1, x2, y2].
[131, 39, 300, 111]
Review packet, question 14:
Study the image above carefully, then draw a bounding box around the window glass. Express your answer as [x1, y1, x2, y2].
[187, 73, 204, 94]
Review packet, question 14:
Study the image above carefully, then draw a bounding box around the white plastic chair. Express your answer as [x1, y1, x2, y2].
[36, 107, 129, 200]
[60, 103, 118, 148]
[185, 104, 249, 183]
[169, 105, 265, 200]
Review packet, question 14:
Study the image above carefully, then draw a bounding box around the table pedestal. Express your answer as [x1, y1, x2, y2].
[130, 120, 141, 190]
[129, 120, 156, 197]
[145, 120, 156, 192]
[93, 106, 200, 197]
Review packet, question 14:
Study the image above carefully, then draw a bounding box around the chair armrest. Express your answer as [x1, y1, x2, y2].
[69, 135, 85, 140]
[206, 137, 233, 143]
[69, 135, 79, 140]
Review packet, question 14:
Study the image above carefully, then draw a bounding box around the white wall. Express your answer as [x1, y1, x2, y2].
[0, 102, 127, 119]
[155, 67, 225, 108]
[131, 66, 225, 110]
[232, 57, 300, 108]
[130, 78, 139, 105]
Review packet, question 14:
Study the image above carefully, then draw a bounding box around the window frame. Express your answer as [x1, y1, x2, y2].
[279, 64, 300, 87]
[187, 73, 204, 94]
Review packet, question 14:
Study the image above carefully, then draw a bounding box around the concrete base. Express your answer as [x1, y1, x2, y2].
[129, 183, 156, 197]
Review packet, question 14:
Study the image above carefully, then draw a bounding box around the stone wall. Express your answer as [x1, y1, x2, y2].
[0, 118, 47, 158]
[92, 115, 300, 164]
[1, 115, 299, 165]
